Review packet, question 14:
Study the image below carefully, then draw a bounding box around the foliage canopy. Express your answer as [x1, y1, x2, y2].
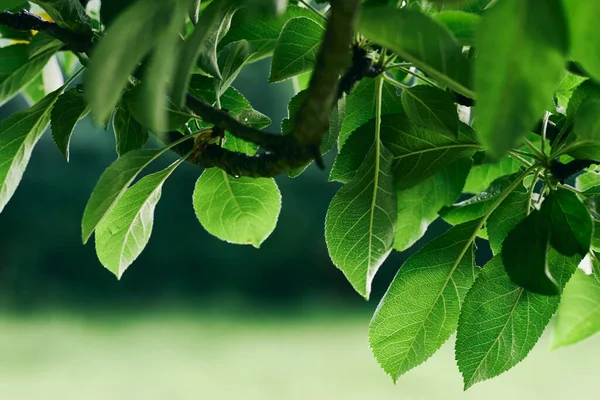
[2, 0, 600, 389]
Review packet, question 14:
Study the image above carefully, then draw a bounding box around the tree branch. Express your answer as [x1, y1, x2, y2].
[0, 10, 92, 53]
[177, 0, 361, 177]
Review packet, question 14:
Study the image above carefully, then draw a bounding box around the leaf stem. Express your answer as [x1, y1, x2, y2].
[526, 168, 542, 214]
[299, 0, 327, 21]
[382, 73, 410, 89]
[541, 111, 550, 156]
[507, 151, 533, 167]
[523, 138, 546, 161]
[396, 66, 439, 88]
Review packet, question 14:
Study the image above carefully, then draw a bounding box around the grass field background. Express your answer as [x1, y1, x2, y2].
[0, 310, 596, 399]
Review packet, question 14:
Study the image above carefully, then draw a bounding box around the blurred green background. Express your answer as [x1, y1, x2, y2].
[0, 60, 598, 399]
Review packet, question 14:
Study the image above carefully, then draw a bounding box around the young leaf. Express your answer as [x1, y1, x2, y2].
[81, 149, 162, 244]
[193, 169, 281, 248]
[401, 85, 459, 137]
[172, 1, 238, 104]
[486, 182, 529, 254]
[563, 100, 600, 161]
[0, 44, 58, 106]
[325, 143, 397, 299]
[552, 269, 600, 349]
[220, 4, 321, 63]
[358, 6, 473, 97]
[440, 173, 523, 225]
[463, 155, 522, 194]
[370, 220, 479, 381]
[216, 40, 254, 97]
[542, 188, 593, 258]
[338, 78, 402, 147]
[562, 1, 600, 82]
[394, 157, 472, 251]
[86, 0, 177, 123]
[112, 106, 149, 156]
[456, 253, 579, 389]
[475, 0, 568, 157]
[51, 87, 90, 161]
[0, 85, 64, 213]
[269, 16, 324, 82]
[567, 80, 600, 120]
[95, 157, 185, 279]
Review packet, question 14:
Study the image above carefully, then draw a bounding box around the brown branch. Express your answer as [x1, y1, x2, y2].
[178, 0, 361, 177]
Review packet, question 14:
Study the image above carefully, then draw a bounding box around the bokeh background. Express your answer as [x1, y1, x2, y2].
[0, 59, 598, 399]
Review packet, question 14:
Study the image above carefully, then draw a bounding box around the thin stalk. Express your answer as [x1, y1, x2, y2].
[299, 0, 327, 20]
[508, 151, 533, 167]
[524, 138, 546, 161]
[541, 111, 550, 156]
[396, 66, 439, 87]
[382, 73, 411, 89]
[526, 168, 542, 214]
[510, 149, 542, 162]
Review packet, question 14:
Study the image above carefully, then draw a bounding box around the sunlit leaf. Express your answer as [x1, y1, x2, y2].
[562, 1, 600, 82]
[552, 269, 600, 349]
[193, 169, 281, 248]
[456, 252, 579, 389]
[325, 143, 397, 299]
[81, 149, 162, 244]
[96, 158, 185, 279]
[370, 220, 479, 381]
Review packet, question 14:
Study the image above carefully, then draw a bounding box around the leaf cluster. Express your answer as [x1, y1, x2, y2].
[1, 0, 600, 388]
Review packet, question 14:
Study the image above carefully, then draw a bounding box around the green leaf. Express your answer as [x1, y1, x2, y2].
[123, 86, 195, 132]
[463, 155, 522, 194]
[95, 157, 185, 279]
[552, 269, 600, 349]
[0, 84, 65, 213]
[193, 169, 281, 248]
[81, 149, 162, 244]
[31, 0, 93, 34]
[562, 1, 600, 82]
[269, 16, 324, 82]
[0, 0, 28, 10]
[113, 106, 149, 156]
[401, 85, 459, 137]
[542, 188, 593, 258]
[502, 208, 560, 295]
[555, 71, 586, 111]
[172, 1, 238, 104]
[394, 157, 471, 251]
[567, 80, 600, 120]
[51, 87, 90, 161]
[137, 0, 188, 132]
[486, 181, 529, 255]
[28, 32, 63, 59]
[221, 4, 321, 63]
[188, 75, 271, 155]
[562, 100, 600, 161]
[456, 253, 578, 389]
[0, 44, 58, 106]
[216, 40, 254, 97]
[86, 0, 176, 124]
[338, 78, 402, 147]
[370, 220, 479, 381]
[358, 6, 473, 97]
[325, 143, 397, 299]
[434, 10, 480, 46]
[332, 115, 480, 188]
[475, 0, 568, 157]
[386, 117, 479, 189]
[440, 173, 522, 225]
